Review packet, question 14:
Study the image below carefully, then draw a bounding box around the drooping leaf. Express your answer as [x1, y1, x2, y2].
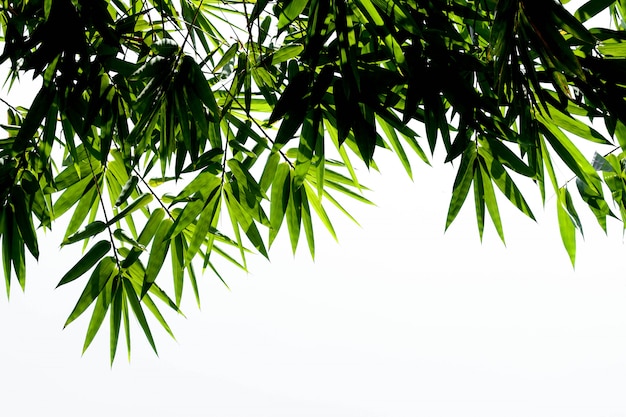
[143, 218, 174, 296]
[557, 187, 577, 266]
[446, 146, 477, 230]
[57, 240, 112, 287]
[65, 257, 117, 327]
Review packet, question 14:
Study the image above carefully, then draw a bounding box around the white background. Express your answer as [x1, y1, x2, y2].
[2, 2, 626, 415]
[2, 148, 626, 416]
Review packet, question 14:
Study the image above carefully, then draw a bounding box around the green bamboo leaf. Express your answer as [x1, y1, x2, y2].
[300, 187, 315, 259]
[131, 56, 173, 80]
[576, 178, 612, 231]
[271, 45, 305, 65]
[353, 0, 406, 67]
[65, 257, 117, 327]
[1, 207, 12, 297]
[141, 294, 175, 339]
[123, 279, 158, 355]
[378, 116, 412, 179]
[151, 38, 179, 57]
[563, 186, 583, 235]
[83, 278, 114, 354]
[63, 220, 107, 245]
[169, 199, 205, 242]
[539, 117, 603, 189]
[184, 188, 221, 266]
[481, 151, 535, 221]
[473, 165, 486, 241]
[113, 229, 145, 250]
[539, 136, 559, 193]
[53, 154, 99, 190]
[321, 189, 360, 225]
[105, 169, 124, 213]
[250, 0, 271, 21]
[549, 0, 596, 43]
[53, 175, 94, 219]
[115, 175, 139, 207]
[182, 148, 223, 174]
[215, 43, 239, 73]
[57, 240, 111, 287]
[110, 282, 123, 365]
[268, 69, 311, 126]
[12, 221, 25, 290]
[44, 0, 52, 19]
[286, 173, 302, 253]
[185, 243, 201, 308]
[143, 218, 174, 296]
[64, 186, 97, 240]
[323, 118, 362, 191]
[171, 234, 184, 306]
[377, 110, 429, 164]
[546, 104, 611, 145]
[227, 159, 266, 200]
[597, 41, 626, 56]
[445, 147, 477, 230]
[557, 188, 577, 266]
[294, 110, 320, 187]
[14, 85, 55, 152]
[107, 193, 153, 227]
[278, 0, 309, 29]
[121, 208, 165, 269]
[172, 172, 221, 203]
[11, 187, 39, 259]
[184, 55, 220, 118]
[225, 186, 268, 258]
[122, 290, 131, 361]
[481, 136, 534, 177]
[479, 162, 505, 243]
[269, 163, 290, 246]
[318, 180, 373, 205]
[304, 182, 337, 240]
[259, 152, 280, 193]
[614, 119, 626, 151]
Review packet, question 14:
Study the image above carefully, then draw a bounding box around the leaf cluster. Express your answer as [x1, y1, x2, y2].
[1, 0, 626, 360]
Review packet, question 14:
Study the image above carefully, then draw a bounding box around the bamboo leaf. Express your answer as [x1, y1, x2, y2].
[63, 221, 107, 246]
[110, 282, 123, 365]
[473, 164, 486, 241]
[143, 218, 174, 296]
[11, 187, 39, 259]
[557, 188, 577, 266]
[65, 257, 117, 328]
[286, 173, 302, 253]
[171, 234, 185, 306]
[123, 279, 158, 355]
[480, 149, 536, 221]
[1, 207, 12, 297]
[479, 161, 505, 243]
[184, 188, 221, 265]
[121, 208, 165, 269]
[446, 147, 477, 230]
[107, 193, 153, 227]
[57, 240, 112, 287]
[115, 176, 139, 207]
[82, 278, 114, 354]
[269, 163, 291, 245]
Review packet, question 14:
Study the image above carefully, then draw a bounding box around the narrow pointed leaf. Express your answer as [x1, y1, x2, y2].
[57, 240, 111, 287]
[65, 257, 117, 327]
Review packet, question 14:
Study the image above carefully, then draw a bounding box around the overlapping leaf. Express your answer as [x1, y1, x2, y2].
[1, 0, 626, 360]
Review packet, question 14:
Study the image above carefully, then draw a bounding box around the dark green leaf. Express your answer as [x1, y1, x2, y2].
[65, 257, 117, 327]
[57, 240, 112, 287]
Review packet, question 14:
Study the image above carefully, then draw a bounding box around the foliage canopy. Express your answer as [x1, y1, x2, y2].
[1, 0, 626, 361]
